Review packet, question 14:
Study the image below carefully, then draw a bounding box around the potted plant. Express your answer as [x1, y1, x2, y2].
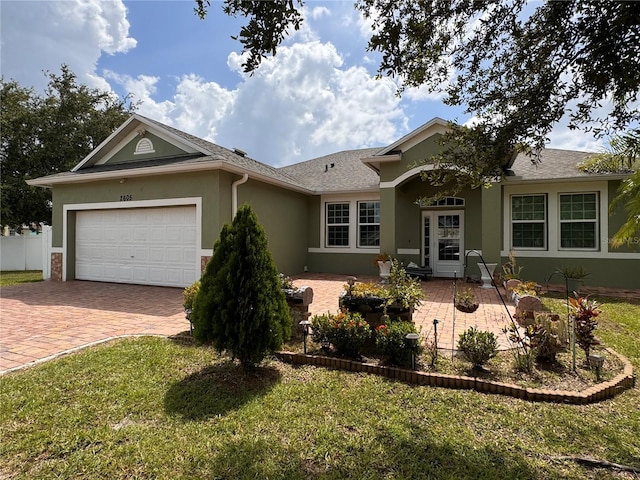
[384, 259, 425, 313]
[557, 265, 590, 294]
[373, 253, 392, 282]
[454, 287, 479, 313]
[340, 260, 424, 324]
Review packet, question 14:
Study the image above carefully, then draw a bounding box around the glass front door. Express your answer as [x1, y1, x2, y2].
[423, 210, 464, 277]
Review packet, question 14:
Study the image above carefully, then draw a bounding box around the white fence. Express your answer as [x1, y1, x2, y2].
[0, 227, 52, 278]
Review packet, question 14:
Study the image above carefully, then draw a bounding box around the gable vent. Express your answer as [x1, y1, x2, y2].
[134, 138, 155, 155]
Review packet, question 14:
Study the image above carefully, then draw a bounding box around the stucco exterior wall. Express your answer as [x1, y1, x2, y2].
[51, 170, 225, 249]
[50, 169, 310, 279]
[236, 177, 310, 275]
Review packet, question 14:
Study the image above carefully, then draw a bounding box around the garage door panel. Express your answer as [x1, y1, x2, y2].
[148, 247, 165, 262]
[133, 246, 149, 261]
[165, 247, 184, 264]
[76, 206, 197, 287]
[183, 248, 196, 263]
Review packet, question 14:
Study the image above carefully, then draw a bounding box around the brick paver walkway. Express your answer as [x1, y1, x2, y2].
[1, 275, 517, 374]
[292, 274, 515, 352]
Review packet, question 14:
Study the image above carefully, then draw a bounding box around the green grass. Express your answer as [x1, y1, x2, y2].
[1, 298, 639, 479]
[0, 270, 43, 286]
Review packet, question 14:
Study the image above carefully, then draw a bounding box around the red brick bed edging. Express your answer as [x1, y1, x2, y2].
[275, 347, 636, 404]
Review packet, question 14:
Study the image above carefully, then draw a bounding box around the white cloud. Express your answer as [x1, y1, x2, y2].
[309, 6, 331, 20]
[117, 38, 407, 166]
[463, 111, 606, 153]
[0, 0, 135, 92]
[215, 41, 406, 165]
[104, 71, 235, 142]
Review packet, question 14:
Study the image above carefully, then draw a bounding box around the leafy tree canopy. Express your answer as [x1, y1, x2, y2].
[196, 0, 640, 173]
[1, 65, 135, 228]
[197, 0, 640, 244]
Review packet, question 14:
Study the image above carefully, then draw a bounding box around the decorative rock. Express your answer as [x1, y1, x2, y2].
[505, 279, 521, 294]
[284, 286, 313, 306]
[515, 294, 544, 316]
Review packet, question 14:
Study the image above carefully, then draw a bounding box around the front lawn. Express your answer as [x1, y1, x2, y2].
[1, 297, 638, 479]
[0, 270, 43, 286]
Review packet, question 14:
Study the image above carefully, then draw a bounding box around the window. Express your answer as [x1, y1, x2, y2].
[358, 201, 380, 247]
[511, 194, 546, 248]
[559, 193, 598, 249]
[326, 203, 349, 247]
[435, 197, 465, 207]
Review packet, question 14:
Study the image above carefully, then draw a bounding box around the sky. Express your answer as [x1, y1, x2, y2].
[1, 0, 608, 167]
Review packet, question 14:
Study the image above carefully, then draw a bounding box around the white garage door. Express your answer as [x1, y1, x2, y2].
[76, 206, 197, 287]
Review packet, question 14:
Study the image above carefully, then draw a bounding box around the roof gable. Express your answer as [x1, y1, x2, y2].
[73, 114, 206, 171]
[376, 117, 450, 155]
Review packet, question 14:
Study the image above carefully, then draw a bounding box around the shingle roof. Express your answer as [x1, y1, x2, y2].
[279, 148, 381, 192]
[31, 114, 621, 191]
[509, 148, 600, 181]
[137, 115, 304, 186]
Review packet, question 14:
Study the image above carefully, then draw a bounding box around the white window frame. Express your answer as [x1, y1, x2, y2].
[311, 194, 381, 253]
[357, 200, 380, 248]
[500, 181, 627, 259]
[510, 194, 547, 250]
[558, 192, 599, 251]
[325, 202, 350, 248]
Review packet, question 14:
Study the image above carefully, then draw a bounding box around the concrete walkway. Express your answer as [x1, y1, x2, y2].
[0, 275, 516, 374]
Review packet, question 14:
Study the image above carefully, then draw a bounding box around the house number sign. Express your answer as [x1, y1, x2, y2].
[120, 194, 133, 201]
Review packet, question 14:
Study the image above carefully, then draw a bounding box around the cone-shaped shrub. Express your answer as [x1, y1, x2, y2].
[191, 205, 291, 370]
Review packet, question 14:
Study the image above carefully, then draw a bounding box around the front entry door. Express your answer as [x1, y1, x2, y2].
[422, 210, 464, 278]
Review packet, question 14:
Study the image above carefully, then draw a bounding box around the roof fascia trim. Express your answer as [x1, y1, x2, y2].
[95, 124, 200, 166]
[376, 117, 451, 155]
[501, 173, 631, 185]
[28, 160, 315, 195]
[72, 115, 138, 171]
[379, 164, 437, 188]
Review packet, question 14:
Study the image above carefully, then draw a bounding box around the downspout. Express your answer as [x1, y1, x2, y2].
[232, 173, 249, 217]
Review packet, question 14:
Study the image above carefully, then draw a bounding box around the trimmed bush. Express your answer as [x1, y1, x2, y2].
[457, 327, 498, 368]
[375, 320, 422, 368]
[191, 205, 291, 371]
[310, 311, 370, 358]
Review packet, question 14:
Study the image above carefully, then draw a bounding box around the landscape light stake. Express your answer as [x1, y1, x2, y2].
[589, 354, 605, 381]
[433, 318, 440, 365]
[299, 320, 311, 354]
[405, 333, 420, 370]
[451, 271, 457, 361]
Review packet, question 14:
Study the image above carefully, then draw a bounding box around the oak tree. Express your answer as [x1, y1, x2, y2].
[1, 65, 135, 228]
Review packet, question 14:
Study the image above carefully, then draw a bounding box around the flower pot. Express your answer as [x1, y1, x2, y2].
[377, 260, 392, 283]
[566, 278, 584, 294]
[455, 303, 479, 313]
[477, 262, 497, 289]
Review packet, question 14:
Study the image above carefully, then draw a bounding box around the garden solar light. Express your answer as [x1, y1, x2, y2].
[589, 354, 605, 380]
[299, 320, 311, 354]
[405, 333, 420, 370]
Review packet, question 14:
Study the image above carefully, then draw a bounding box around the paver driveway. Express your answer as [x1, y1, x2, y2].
[0, 281, 189, 373]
